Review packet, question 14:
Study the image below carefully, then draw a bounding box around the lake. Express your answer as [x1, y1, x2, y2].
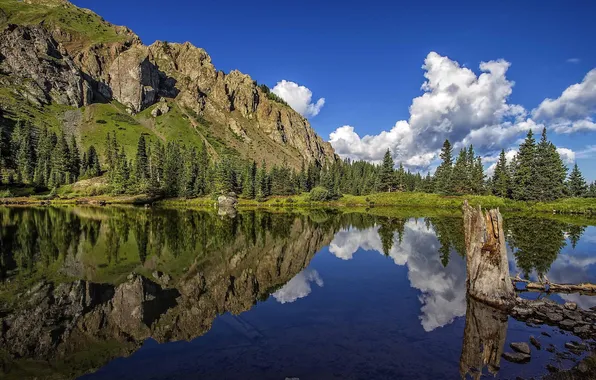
[0, 206, 595, 379]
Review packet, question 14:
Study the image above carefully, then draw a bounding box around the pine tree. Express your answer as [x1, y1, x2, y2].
[395, 163, 406, 191]
[69, 135, 81, 181]
[242, 160, 257, 199]
[86, 145, 101, 177]
[13, 121, 35, 184]
[512, 130, 537, 201]
[149, 140, 165, 192]
[256, 160, 269, 198]
[492, 149, 511, 198]
[181, 147, 199, 198]
[535, 128, 567, 201]
[471, 157, 485, 194]
[587, 181, 596, 198]
[567, 163, 587, 197]
[134, 135, 150, 190]
[434, 140, 454, 194]
[452, 149, 469, 195]
[378, 149, 396, 192]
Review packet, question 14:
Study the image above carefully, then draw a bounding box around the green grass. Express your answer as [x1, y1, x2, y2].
[0, 0, 130, 48]
[158, 192, 596, 216]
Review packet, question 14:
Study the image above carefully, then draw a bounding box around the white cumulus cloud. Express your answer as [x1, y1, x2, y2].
[271, 80, 325, 118]
[533, 69, 596, 133]
[556, 147, 576, 165]
[329, 52, 538, 170]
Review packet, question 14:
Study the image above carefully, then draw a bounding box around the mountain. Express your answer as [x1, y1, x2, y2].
[0, 0, 336, 168]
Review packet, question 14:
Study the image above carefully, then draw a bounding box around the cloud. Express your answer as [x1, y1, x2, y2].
[272, 269, 324, 304]
[329, 220, 467, 332]
[533, 69, 596, 133]
[576, 145, 596, 159]
[566, 58, 581, 64]
[329, 52, 537, 170]
[271, 80, 325, 118]
[556, 147, 576, 164]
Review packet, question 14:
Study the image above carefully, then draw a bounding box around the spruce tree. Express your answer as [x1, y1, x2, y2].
[378, 149, 396, 192]
[134, 135, 150, 189]
[492, 149, 511, 198]
[535, 128, 567, 201]
[512, 130, 537, 201]
[69, 135, 81, 181]
[567, 163, 587, 197]
[434, 140, 454, 194]
[396, 163, 406, 191]
[471, 157, 485, 194]
[452, 149, 469, 194]
[13, 121, 35, 184]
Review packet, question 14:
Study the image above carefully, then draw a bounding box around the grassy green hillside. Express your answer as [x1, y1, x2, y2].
[0, 0, 131, 49]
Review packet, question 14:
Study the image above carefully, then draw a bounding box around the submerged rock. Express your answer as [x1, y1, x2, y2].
[530, 336, 541, 350]
[502, 351, 531, 363]
[510, 342, 531, 355]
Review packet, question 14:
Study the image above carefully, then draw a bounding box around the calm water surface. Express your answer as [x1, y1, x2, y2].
[0, 207, 595, 379]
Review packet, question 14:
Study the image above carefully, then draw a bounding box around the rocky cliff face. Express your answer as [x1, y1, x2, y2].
[0, 24, 92, 107]
[0, 0, 336, 167]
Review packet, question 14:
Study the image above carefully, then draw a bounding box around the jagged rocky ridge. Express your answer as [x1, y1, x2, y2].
[0, 0, 336, 167]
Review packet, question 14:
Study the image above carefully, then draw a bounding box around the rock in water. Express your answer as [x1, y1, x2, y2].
[510, 342, 531, 355]
[530, 336, 541, 350]
[502, 352, 531, 364]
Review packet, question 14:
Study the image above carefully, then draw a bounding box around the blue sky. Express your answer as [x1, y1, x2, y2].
[73, 0, 596, 179]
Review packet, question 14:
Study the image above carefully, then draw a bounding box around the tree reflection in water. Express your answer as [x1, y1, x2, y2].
[0, 207, 592, 380]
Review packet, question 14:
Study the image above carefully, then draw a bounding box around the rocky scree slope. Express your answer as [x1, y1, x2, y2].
[0, 0, 336, 168]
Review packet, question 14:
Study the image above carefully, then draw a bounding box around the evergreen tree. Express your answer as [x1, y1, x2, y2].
[512, 130, 537, 201]
[149, 140, 165, 192]
[378, 149, 396, 192]
[434, 140, 454, 194]
[395, 163, 406, 191]
[452, 149, 469, 195]
[242, 160, 257, 199]
[535, 128, 567, 201]
[588, 181, 596, 198]
[181, 147, 199, 198]
[12, 121, 35, 184]
[567, 163, 587, 197]
[69, 135, 81, 181]
[134, 135, 150, 190]
[471, 156, 485, 194]
[492, 149, 511, 198]
[256, 160, 269, 198]
[86, 145, 101, 177]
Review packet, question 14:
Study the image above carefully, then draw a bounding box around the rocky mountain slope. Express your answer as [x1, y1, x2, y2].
[0, 0, 336, 168]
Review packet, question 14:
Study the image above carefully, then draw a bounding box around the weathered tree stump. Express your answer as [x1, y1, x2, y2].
[463, 201, 515, 309]
[459, 297, 509, 379]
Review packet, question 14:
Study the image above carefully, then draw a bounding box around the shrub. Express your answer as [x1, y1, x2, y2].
[308, 186, 331, 202]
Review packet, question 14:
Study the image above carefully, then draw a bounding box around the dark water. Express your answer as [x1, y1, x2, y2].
[0, 207, 594, 379]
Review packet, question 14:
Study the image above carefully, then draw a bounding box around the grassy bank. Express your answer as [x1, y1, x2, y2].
[161, 192, 596, 215]
[3, 191, 596, 216]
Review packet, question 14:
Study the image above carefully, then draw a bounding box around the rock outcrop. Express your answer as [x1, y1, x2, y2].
[108, 46, 160, 113]
[0, 24, 92, 107]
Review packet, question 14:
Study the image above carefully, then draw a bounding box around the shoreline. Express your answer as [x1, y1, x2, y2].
[1, 192, 596, 216]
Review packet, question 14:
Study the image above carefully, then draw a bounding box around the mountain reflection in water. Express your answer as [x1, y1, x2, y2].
[0, 207, 594, 380]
